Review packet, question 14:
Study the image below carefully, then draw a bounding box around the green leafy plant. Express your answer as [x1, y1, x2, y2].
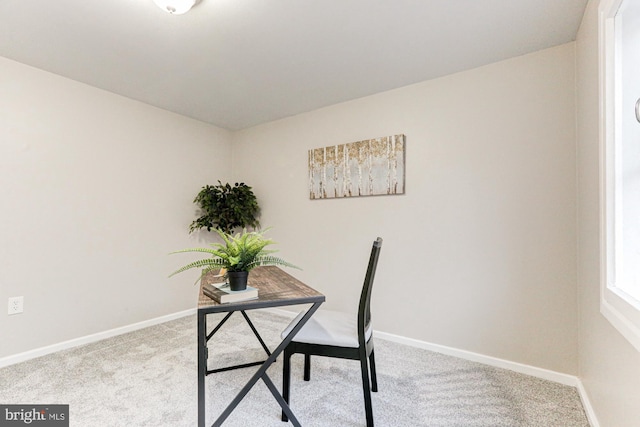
[169, 228, 299, 281]
[189, 181, 260, 234]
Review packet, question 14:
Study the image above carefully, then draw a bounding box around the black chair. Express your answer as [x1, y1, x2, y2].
[280, 237, 383, 427]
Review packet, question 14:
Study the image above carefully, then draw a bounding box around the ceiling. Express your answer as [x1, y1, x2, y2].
[0, 0, 588, 131]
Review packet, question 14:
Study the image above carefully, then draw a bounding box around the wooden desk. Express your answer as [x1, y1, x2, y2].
[197, 266, 325, 427]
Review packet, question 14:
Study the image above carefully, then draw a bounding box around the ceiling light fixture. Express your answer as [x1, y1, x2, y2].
[153, 0, 196, 15]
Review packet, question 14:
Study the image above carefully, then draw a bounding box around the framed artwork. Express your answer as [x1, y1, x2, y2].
[308, 134, 405, 199]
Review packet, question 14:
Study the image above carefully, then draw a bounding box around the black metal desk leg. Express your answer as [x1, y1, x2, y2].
[198, 311, 207, 427]
[241, 311, 272, 356]
[212, 302, 323, 427]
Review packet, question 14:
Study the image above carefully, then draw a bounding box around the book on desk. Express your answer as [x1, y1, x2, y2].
[203, 282, 259, 304]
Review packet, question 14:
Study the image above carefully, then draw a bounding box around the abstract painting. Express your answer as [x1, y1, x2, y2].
[309, 134, 405, 199]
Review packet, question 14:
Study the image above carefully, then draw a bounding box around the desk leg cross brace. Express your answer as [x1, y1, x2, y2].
[198, 302, 322, 427]
[205, 311, 272, 375]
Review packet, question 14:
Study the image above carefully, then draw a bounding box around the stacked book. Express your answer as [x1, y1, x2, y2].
[203, 282, 258, 304]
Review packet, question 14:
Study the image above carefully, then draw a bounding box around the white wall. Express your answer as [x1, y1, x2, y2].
[233, 43, 578, 374]
[576, 1, 640, 426]
[4, 8, 639, 422]
[0, 56, 232, 358]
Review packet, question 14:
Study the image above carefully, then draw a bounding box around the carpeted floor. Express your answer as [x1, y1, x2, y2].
[0, 310, 589, 426]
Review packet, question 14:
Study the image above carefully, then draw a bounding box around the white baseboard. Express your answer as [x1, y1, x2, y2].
[266, 308, 599, 426]
[0, 306, 600, 427]
[0, 308, 196, 369]
[373, 330, 602, 426]
[267, 308, 577, 384]
[375, 329, 579, 386]
[576, 380, 601, 427]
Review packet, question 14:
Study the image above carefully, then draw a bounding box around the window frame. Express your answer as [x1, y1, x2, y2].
[599, 0, 640, 352]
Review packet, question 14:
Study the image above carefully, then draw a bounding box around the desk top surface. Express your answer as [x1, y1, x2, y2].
[197, 266, 325, 313]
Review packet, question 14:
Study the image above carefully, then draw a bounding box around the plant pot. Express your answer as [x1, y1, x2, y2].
[227, 271, 249, 291]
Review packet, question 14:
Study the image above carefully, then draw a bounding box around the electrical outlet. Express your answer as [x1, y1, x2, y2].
[8, 296, 24, 315]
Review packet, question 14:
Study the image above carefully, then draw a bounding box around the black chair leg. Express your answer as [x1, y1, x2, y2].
[369, 349, 378, 393]
[359, 353, 374, 427]
[281, 349, 292, 422]
[303, 354, 311, 381]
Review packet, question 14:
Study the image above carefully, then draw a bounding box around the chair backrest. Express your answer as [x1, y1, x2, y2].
[357, 237, 383, 345]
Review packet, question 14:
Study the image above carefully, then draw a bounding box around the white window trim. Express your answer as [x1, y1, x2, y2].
[599, 0, 640, 352]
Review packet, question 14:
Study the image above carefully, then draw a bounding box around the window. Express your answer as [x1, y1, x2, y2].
[600, 0, 640, 351]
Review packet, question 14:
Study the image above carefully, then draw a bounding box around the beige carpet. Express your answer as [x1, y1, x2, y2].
[0, 310, 589, 426]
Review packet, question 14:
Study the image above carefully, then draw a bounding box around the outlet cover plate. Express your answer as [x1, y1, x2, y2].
[8, 296, 24, 315]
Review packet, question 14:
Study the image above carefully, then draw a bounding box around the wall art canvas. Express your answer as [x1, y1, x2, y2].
[309, 134, 405, 199]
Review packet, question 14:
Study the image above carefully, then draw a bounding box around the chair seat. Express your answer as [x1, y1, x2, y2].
[282, 309, 372, 348]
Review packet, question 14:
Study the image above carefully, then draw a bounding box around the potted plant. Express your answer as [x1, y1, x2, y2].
[169, 228, 299, 290]
[189, 181, 260, 234]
